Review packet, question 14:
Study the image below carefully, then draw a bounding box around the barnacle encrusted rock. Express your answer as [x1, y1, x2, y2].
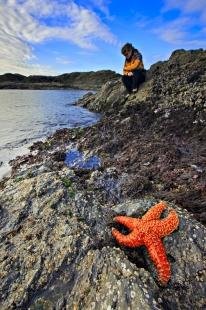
[1, 48, 206, 309]
[112, 201, 179, 285]
[0, 170, 205, 309]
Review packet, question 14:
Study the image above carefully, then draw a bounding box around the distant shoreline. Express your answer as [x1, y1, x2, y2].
[0, 83, 93, 90]
[0, 70, 120, 91]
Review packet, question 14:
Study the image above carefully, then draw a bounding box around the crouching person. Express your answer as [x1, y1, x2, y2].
[121, 43, 146, 94]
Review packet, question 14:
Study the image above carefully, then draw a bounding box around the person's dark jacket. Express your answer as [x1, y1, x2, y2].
[123, 49, 144, 75]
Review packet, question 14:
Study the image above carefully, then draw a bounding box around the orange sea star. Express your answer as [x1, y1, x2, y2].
[112, 201, 179, 285]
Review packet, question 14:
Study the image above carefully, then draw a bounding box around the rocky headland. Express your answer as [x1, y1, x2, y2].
[0, 49, 206, 309]
[0, 70, 120, 91]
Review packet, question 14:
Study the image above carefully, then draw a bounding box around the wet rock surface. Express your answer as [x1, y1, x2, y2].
[76, 49, 206, 224]
[0, 171, 205, 309]
[77, 79, 127, 113]
[0, 49, 206, 309]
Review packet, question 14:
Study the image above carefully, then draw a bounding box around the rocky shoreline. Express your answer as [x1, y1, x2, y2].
[0, 49, 206, 309]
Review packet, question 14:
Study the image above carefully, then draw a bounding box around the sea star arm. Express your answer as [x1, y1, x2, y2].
[144, 237, 171, 286]
[142, 201, 167, 221]
[113, 216, 138, 230]
[158, 208, 179, 237]
[112, 228, 144, 247]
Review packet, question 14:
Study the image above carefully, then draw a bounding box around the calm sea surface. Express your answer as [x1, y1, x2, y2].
[0, 89, 99, 179]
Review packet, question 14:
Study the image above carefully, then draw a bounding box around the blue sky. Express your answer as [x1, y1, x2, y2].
[0, 0, 205, 75]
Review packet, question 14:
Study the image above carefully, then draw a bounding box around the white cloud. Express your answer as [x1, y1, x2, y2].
[154, 18, 206, 46]
[159, 1, 206, 46]
[78, 0, 112, 19]
[56, 57, 73, 65]
[90, 0, 111, 18]
[163, 0, 206, 22]
[136, 16, 154, 29]
[0, 0, 117, 75]
[136, 1, 206, 47]
[154, 17, 190, 44]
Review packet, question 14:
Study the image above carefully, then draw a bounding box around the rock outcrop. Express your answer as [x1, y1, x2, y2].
[76, 49, 206, 224]
[0, 167, 205, 309]
[0, 49, 206, 309]
[78, 49, 206, 112]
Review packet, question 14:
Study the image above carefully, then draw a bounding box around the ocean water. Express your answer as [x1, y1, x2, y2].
[0, 89, 99, 179]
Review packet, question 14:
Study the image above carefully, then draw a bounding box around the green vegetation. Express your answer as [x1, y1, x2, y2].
[14, 176, 24, 182]
[61, 177, 76, 198]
